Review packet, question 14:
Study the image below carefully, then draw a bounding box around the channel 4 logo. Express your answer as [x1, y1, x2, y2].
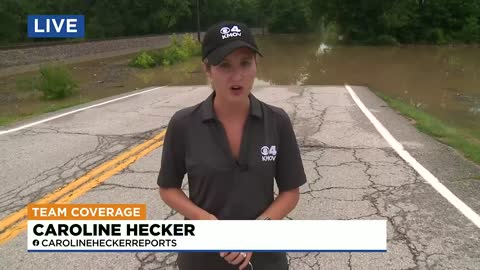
[28, 15, 85, 38]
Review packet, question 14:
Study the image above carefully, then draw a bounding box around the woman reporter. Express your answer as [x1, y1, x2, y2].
[158, 21, 306, 270]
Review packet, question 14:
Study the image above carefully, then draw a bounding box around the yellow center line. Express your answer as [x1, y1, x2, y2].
[0, 129, 166, 244]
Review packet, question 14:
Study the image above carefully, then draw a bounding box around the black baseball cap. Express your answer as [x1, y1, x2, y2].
[202, 21, 262, 65]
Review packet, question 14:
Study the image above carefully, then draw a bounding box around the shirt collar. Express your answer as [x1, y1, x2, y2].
[200, 92, 263, 122]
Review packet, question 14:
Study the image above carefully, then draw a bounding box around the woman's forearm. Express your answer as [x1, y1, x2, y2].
[159, 188, 216, 220]
[258, 188, 300, 220]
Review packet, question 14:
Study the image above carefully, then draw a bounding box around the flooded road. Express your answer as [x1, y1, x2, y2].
[256, 35, 480, 135]
[0, 34, 479, 136]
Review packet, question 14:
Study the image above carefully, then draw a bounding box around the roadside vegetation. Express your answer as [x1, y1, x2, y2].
[16, 64, 78, 100]
[1, 34, 202, 127]
[0, 97, 89, 126]
[0, 64, 84, 127]
[37, 64, 78, 99]
[130, 34, 201, 68]
[376, 92, 480, 165]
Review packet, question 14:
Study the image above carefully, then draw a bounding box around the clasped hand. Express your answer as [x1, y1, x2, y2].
[220, 251, 253, 270]
[200, 213, 253, 269]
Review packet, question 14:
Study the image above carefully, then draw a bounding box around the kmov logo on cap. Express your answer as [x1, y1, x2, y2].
[28, 15, 85, 38]
[220, 25, 241, 39]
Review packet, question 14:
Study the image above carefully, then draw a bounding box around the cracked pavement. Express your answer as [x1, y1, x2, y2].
[1, 85, 479, 269]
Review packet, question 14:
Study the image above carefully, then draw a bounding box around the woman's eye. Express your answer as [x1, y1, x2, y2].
[219, 62, 230, 69]
[241, 61, 252, 67]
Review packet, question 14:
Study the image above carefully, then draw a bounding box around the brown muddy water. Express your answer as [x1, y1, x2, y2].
[0, 34, 479, 135]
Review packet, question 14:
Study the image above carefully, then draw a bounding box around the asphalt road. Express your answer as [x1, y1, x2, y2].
[0, 85, 479, 269]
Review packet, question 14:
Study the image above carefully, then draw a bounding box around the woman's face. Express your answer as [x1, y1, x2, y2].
[204, 47, 257, 103]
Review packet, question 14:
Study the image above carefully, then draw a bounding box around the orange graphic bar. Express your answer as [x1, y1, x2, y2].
[27, 204, 146, 220]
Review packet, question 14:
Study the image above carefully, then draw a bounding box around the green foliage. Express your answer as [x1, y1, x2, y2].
[318, 21, 339, 43]
[268, 0, 312, 33]
[130, 51, 156, 68]
[160, 34, 200, 66]
[1, 0, 480, 45]
[373, 35, 399, 45]
[425, 28, 448, 44]
[459, 16, 480, 43]
[37, 64, 78, 100]
[310, 0, 480, 44]
[180, 34, 202, 56]
[129, 34, 200, 68]
[0, 0, 25, 44]
[197, 0, 260, 29]
[161, 45, 189, 66]
[15, 64, 78, 100]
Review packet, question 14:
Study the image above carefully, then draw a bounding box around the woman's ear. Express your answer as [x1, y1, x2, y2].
[202, 62, 212, 85]
[202, 63, 210, 76]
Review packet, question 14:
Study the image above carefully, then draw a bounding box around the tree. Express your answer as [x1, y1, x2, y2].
[268, 0, 312, 33]
[0, 0, 24, 44]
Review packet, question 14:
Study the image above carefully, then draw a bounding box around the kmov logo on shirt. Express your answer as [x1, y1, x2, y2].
[261, 145, 277, 162]
[28, 15, 85, 38]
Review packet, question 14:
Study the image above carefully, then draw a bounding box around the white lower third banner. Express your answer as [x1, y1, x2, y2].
[28, 220, 387, 252]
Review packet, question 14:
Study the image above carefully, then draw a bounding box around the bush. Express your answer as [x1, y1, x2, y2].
[38, 64, 78, 100]
[161, 44, 189, 66]
[180, 34, 201, 56]
[131, 34, 201, 68]
[459, 16, 480, 43]
[374, 35, 400, 45]
[425, 28, 447, 44]
[130, 51, 156, 68]
[149, 50, 164, 64]
[160, 34, 200, 66]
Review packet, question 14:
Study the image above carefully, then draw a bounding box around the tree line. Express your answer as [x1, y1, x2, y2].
[1, 0, 479, 45]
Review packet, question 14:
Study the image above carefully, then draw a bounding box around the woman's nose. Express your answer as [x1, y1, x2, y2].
[231, 68, 243, 81]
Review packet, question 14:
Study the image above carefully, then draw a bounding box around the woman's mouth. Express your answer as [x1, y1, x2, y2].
[230, 85, 244, 95]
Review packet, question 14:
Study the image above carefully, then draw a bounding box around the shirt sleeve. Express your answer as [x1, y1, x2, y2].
[275, 109, 307, 192]
[157, 112, 186, 188]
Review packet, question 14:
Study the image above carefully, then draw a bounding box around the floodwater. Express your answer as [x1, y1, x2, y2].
[0, 34, 479, 136]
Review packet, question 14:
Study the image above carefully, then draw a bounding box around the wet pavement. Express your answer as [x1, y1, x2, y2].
[0, 85, 479, 269]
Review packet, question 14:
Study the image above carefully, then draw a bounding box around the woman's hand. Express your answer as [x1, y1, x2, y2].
[159, 188, 217, 221]
[220, 251, 253, 269]
[198, 212, 217, 220]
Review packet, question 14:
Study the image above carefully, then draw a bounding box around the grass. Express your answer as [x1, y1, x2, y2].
[0, 97, 90, 127]
[375, 91, 480, 165]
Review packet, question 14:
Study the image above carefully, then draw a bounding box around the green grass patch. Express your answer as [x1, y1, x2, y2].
[129, 34, 201, 68]
[376, 91, 480, 165]
[0, 97, 90, 127]
[0, 115, 20, 126]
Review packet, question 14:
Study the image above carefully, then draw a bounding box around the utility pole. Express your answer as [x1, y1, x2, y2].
[196, 0, 201, 42]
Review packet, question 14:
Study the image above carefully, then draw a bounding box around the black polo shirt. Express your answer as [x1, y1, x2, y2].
[157, 92, 306, 220]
